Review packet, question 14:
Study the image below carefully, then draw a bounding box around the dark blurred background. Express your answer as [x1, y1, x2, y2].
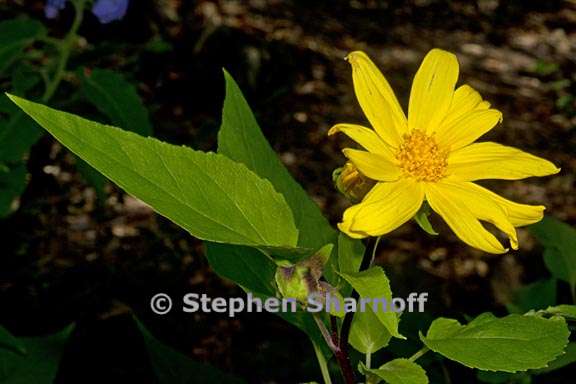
[0, 0, 575, 382]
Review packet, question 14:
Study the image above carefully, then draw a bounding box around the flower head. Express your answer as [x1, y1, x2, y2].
[92, 0, 130, 24]
[330, 49, 560, 254]
[44, 0, 129, 23]
[44, 0, 66, 19]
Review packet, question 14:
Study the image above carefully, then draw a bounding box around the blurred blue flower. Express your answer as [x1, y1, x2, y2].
[92, 0, 129, 24]
[44, 0, 129, 23]
[44, 0, 66, 19]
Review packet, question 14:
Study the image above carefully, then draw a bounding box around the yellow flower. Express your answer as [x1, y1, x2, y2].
[329, 49, 559, 254]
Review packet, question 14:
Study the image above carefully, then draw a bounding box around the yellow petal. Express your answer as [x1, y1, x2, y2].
[436, 109, 502, 150]
[408, 49, 459, 133]
[425, 183, 508, 254]
[447, 142, 560, 181]
[433, 181, 519, 250]
[440, 85, 490, 130]
[343, 148, 401, 182]
[347, 51, 408, 147]
[338, 179, 424, 237]
[457, 182, 545, 227]
[328, 123, 395, 160]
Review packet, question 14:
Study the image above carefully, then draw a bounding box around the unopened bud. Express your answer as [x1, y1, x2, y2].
[333, 162, 375, 202]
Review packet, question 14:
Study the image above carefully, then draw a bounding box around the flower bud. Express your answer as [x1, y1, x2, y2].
[333, 162, 375, 202]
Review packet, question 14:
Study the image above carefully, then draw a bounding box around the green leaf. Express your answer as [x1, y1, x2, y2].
[75, 158, 108, 201]
[532, 342, 576, 374]
[359, 359, 428, 384]
[349, 306, 391, 354]
[413, 202, 438, 236]
[0, 19, 46, 74]
[11, 64, 42, 95]
[0, 101, 43, 163]
[476, 371, 531, 384]
[78, 68, 153, 197]
[0, 163, 27, 217]
[136, 318, 245, 383]
[0, 326, 25, 355]
[506, 278, 556, 314]
[80, 68, 153, 136]
[421, 313, 570, 372]
[205, 243, 276, 296]
[0, 324, 74, 384]
[335, 233, 364, 296]
[530, 216, 576, 291]
[340, 267, 402, 338]
[204, 244, 331, 357]
[8, 94, 300, 250]
[217, 70, 336, 251]
[540, 304, 576, 321]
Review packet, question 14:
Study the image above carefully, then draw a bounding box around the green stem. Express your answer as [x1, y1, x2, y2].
[370, 236, 382, 266]
[409, 346, 430, 362]
[312, 339, 333, 384]
[365, 350, 372, 370]
[42, 0, 86, 102]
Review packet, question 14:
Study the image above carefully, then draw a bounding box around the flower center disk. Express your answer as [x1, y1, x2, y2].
[396, 130, 448, 182]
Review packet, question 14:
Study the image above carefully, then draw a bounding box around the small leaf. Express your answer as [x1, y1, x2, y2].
[349, 306, 391, 354]
[340, 267, 402, 338]
[413, 202, 438, 236]
[421, 313, 570, 372]
[541, 304, 576, 321]
[530, 216, 576, 292]
[359, 359, 428, 384]
[8, 95, 299, 251]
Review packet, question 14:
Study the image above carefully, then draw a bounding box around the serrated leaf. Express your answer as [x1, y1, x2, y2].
[80, 68, 153, 136]
[349, 306, 391, 354]
[0, 19, 46, 74]
[217, 70, 336, 251]
[8, 94, 300, 251]
[421, 314, 570, 372]
[530, 216, 576, 291]
[532, 342, 576, 374]
[340, 267, 402, 338]
[359, 359, 428, 384]
[0, 324, 74, 384]
[136, 318, 245, 383]
[541, 304, 576, 321]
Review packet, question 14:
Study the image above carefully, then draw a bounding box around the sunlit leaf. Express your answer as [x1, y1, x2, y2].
[8, 95, 300, 252]
[421, 313, 569, 372]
